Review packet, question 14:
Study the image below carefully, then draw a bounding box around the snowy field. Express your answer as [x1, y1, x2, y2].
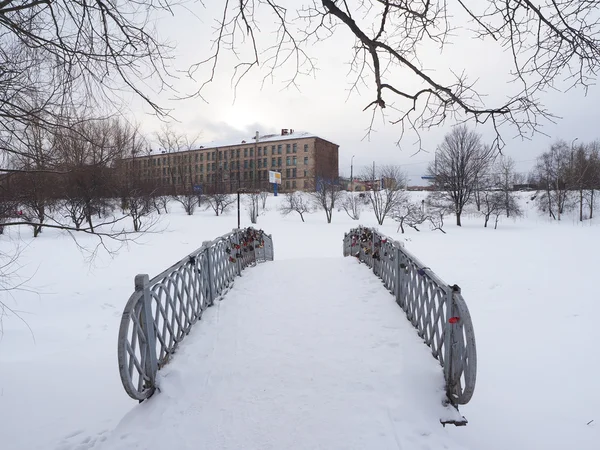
[0, 191, 598, 450]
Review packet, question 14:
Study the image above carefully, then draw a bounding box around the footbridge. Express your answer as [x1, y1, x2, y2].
[111, 227, 477, 449]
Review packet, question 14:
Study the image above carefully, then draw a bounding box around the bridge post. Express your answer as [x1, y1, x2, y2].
[443, 286, 460, 402]
[394, 243, 402, 302]
[231, 229, 242, 275]
[202, 241, 215, 305]
[135, 274, 158, 394]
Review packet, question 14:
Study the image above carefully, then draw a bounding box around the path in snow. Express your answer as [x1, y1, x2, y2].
[62, 257, 467, 450]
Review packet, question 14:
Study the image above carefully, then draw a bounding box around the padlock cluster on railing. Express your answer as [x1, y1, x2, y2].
[226, 228, 268, 264]
[344, 226, 477, 410]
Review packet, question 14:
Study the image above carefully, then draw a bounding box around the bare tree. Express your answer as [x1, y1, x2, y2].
[152, 196, 170, 215]
[340, 192, 362, 220]
[425, 193, 450, 233]
[205, 193, 235, 216]
[429, 126, 494, 226]
[570, 141, 600, 221]
[279, 192, 312, 222]
[156, 125, 201, 215]
[53, 117, 126, 232]
[362, 164, 408, 225]
[190, 2, 600, 149]
[311, 178, 342, 223]
[393, 202, 428, 233]
[10, 121, 58, 237]
[124, 189, 153, 232]
[588, 144, 600, 219]
[494, 155, 520, 218]
[246, 192, 261, 224]
[532, 141, 572, 220]
[0, 1, 174, 168]
[259, 191, 269, 210]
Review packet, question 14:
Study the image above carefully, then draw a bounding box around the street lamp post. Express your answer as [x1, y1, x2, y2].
[350, 155, 355, 192]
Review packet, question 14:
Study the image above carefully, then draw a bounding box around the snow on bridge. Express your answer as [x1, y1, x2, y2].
[103, 258, 466, 449]
[101, 227, 475, 449]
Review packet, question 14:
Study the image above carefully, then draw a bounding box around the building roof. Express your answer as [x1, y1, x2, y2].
[148, 130, 331, 156]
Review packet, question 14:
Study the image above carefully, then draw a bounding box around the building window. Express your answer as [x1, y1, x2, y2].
[250, 148, 254, 157]
[292, 168, 297, 178]
[258, 147, 262, 156]
[278, 157, 282, 167]
[250, 160, 254, 169]
[271, 157, 276, 167]
[212, 163, 216, 171]
[271, 145, 276, 155]
[304, 170, 307, 177]
[286, 157, 291, 166]
[257, 160, 261, 168]
[286, 143, 291, 153]
[293, 156, 297, 165]
[277, 144, 282, 154]
[293, 143, 297, 153]
[292, 180, 296, 188]
[286, 168, 291, 177]
[244, 160, 248, 169]
[244, 148, 248, 157]
[200, 154, 204, 162]
[219, 151, 223, 160]
[236, 161, 240, 170]
[224, 161, 228, 170]
[285, 180, 290, 189]
[304, 157, 308, 165]
[249, 171, 254, 180]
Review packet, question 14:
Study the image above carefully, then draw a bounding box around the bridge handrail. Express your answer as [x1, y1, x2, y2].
[343, 226, 476, 406]
[117, 227, 274, 401]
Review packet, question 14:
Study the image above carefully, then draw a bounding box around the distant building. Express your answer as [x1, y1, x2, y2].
[120, 129, 339, 194]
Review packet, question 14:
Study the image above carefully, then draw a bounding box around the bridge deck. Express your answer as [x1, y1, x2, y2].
[101, 258, 465, 450]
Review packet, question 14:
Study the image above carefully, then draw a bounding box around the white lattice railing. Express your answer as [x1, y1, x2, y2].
[343, 227, 477, 409]
[117, 228, 274, 401]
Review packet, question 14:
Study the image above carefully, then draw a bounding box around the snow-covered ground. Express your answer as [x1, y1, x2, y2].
[0, 192, 598, 450]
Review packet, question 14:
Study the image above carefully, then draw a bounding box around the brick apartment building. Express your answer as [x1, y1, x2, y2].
[121, 129, 339, 194]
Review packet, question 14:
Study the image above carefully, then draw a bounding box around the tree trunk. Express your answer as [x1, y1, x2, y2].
[86, 213, 95, 233]
[580, 189, 583, 221]
[484, 214, 489, 227]
[456, 211, 462, 226]
[591, 190, 594, 219]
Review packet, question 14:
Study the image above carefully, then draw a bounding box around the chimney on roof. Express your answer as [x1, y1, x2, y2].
[281, 128, 289, 136]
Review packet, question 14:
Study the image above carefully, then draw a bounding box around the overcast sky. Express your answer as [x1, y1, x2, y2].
[129, 1, 600, 185]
